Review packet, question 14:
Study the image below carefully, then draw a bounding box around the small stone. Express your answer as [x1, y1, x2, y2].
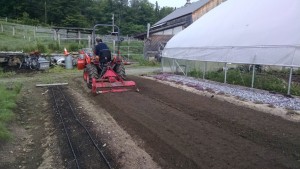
[28, 142, 34, 146]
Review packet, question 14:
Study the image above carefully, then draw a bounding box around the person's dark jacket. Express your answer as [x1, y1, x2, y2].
[95, 42, 111, 63]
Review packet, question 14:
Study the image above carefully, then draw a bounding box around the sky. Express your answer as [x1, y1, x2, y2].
[148, 0, 198, 8]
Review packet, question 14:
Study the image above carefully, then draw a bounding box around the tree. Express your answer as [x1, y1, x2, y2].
[0, 0, 174, 35]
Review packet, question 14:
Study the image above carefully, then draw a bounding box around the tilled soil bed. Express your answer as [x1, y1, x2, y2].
[1, 70, 300, 169]
[73, 76, 300, 169]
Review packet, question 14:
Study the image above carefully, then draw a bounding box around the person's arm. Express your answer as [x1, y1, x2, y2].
[95, 45, 100, 56]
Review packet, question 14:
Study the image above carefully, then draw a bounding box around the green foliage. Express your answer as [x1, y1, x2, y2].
[0, 0, 175, 35]
[188, 69, 300, 96]
[21, 12, 40, 26]
[47, 65, 79, 73]
[62, 14, 89, 27]
[0, 109, 15, 122]
[189, 69, 203, 78]
[0, 83, 22, 141]
[138, 59, 159, 66]
[0, 71, 17, 78]
[67, 43, 85, 52]
[48, 42, 61, 52]
[0, 122, 11, 141]
[37, 42, 47, 53]
[48, 65, 68, 73]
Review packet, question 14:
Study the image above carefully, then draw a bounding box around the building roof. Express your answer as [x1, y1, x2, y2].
[152, 0, 210, 27]
[163, 0, 300, 67]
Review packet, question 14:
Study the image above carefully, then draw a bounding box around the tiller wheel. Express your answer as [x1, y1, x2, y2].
[92, 66, 138, 94]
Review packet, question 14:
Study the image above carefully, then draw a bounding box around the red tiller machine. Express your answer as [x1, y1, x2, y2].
[77, 24, 138, 94]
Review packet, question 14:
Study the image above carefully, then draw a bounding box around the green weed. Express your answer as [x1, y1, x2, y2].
[0, 71, 17, 78]
[0, 83, 22, 141]
[0, 122, 11, 141]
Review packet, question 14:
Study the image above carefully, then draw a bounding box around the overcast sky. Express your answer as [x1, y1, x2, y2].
[148, 0, 198, 8]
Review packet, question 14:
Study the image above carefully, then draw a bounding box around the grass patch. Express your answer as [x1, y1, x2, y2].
[0, 70, 17, 78]
[0, 83, 22, 141]
[130, 54, 160, 67]
[47, 65, 80, 73]
[0, 122, 11, 141]
[137, 59, 160, 67]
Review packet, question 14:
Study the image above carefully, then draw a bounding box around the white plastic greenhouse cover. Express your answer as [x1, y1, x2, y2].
[163, 0, 300, 67]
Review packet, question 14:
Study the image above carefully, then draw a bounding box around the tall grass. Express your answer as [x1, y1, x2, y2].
[0, 83, 22, 141]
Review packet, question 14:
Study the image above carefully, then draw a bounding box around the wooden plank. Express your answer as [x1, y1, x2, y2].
[36, 83, 68, 87]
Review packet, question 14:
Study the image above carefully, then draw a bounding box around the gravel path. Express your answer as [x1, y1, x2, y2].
[152, 73, 300, 110]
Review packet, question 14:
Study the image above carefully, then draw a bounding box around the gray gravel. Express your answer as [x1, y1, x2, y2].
[152, 74, 300, 110]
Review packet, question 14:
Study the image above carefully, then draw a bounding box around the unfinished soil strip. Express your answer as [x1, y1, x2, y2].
[92, 76, 300, 169]
[49, 86, 113, 169]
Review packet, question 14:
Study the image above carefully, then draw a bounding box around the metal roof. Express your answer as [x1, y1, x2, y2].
[153, 0, 210, 27]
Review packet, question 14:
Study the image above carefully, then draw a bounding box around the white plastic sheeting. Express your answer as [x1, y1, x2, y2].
[163, 0, 300, 67]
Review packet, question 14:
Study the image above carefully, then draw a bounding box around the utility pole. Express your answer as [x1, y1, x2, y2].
[44, 1, 47, 24]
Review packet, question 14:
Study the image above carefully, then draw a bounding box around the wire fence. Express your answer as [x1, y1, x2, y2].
[0, 20, 144, 58]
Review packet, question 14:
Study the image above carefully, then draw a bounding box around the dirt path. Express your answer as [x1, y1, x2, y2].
[81, 76, 300, 169]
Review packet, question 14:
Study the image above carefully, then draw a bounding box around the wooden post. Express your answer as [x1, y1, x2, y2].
[172, 59, 175, 73]
[58, 34, 61, 46]
[88, 35, 91, 48]
[251, 65, 255, 88]
[12, 26, 15, 36]
[203, 62, 207, 79]
[161, 56, 164, 72]
[33, 28, 36, 39]
[287, 67, 293, 95]
[113, 40, 116, 54]
[224, 63, 228, 83]
[53, 30, 57, 40]
[185, 60, 188, 76]
[147, 23, 150, 38]
[78, 30, 81, 45]
[127, 46, 129, 61]
[128, 39, 130, 61]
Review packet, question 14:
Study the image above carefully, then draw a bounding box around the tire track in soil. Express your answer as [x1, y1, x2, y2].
[91, 76, 300, 169]
[50, 86, 113, 169]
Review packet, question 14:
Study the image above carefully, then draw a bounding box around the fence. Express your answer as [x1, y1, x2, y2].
[161, 57, 299, 95]
[0, 20, 144, 58]
[0, 22, 53, 40]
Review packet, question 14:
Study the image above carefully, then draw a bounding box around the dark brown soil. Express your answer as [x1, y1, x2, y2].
[1, 71, 300, 169]
[0, 79, 64, 169]
[90, 76, 300, 169]
[49, 86, 113, 169]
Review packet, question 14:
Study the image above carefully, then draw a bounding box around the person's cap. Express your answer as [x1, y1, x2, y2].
[95, 37, 102, 42]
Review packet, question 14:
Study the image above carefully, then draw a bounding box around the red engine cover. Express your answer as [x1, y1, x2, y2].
[77, 59, 86, 70]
